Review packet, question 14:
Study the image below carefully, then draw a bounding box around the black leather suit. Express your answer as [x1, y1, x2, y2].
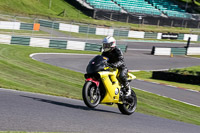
[102, 47, 128, 87]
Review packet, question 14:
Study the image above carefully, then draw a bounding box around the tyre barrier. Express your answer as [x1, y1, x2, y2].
[0, 21, 40, 31]
[151, 46, 200, 55]
[187, 47, 200, 55]
[0, 34, 127, 53]
[152, 71, 200, 85]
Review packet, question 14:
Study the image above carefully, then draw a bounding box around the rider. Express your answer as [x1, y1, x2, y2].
[101, 36, 131, 96]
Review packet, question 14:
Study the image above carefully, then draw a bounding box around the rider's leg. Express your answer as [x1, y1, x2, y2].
[119, 68, 131, 96]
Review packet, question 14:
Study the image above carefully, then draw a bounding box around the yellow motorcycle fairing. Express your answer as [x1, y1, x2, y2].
[98, 69, 121, 104]
[127, 72, 136, 81]
[98, 68, 136, 104]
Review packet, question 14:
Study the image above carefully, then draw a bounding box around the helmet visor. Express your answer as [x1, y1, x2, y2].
[103, 42, 113, 49]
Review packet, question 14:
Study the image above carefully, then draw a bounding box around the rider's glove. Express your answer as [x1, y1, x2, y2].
[109, 63, 117, 68]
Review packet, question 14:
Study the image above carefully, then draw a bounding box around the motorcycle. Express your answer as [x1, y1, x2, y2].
[82, 55, 137, 115]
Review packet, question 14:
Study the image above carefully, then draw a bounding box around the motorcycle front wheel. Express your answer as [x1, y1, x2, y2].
[82, 81, 101, 108]
[118, 89, 137, 115]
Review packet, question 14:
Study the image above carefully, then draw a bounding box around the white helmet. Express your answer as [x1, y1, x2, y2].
[102, 36, 116, 52]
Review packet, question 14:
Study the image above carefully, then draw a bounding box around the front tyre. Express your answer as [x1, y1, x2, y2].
[118, 89, 137, 115]
[82, 81, 101, 108]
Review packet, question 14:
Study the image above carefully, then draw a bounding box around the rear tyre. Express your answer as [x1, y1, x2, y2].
[118, 89, 137, 115]
[82, 81, 101, 108]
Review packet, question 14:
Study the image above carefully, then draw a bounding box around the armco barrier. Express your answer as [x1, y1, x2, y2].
[0, 21, 20, 30]
[20, 23, 34, 30]
[198, 36, 200, 41]
[0, 21, 39, 31]
[59, 23, 79, 33]
[128, 31, 145, 38]
[79, 26, 96, 34]
[85, 43, 102, 52]
[113, 30, 129, 37]
[177, 34, 184, 40]
[187, 47, 200, 55]
[66, 41, 85, 50]
[183, 34, 198, 41]
[95, 27, 114, 36]
[30, 37, 50, 48]
[38, 20, 59, 29]
[49, 40, 67, 49]
[0, 34, 128, 52]
[153, 47, 171, 56]
[0, 34, 11, 44]
[171, 48, 187, 55]
[152, 47, 189, 56]
[144, 32, 157, 39]
[11, 36, 30, 46]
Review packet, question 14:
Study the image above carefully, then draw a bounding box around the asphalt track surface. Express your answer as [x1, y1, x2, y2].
[1, 88, 200, 133]
[0, 40, 200, 133]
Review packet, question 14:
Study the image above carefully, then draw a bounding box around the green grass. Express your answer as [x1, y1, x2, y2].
[0, 44, 99, 98]
[168, 66, 200, 76]
[0, 44, 199, 126]
[0, 0, 90, 20]
[135, 89, 200, 125]
[190, 55, 200, 58]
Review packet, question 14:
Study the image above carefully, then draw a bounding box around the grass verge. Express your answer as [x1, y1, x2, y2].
[0, 44, 199, 126]
[132, 71, 200, 92]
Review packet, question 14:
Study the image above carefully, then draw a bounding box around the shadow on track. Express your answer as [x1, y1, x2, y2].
[21, 95, 120, 115]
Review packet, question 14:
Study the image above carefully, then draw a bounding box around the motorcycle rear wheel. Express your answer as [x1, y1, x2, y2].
[82, 81, 101, 108]
[118, 89, 137, 115]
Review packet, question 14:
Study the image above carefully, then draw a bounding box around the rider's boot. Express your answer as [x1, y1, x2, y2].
[124, 83, 131, 96]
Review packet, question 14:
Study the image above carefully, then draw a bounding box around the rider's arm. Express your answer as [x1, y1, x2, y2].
[111, 48, 125, 68]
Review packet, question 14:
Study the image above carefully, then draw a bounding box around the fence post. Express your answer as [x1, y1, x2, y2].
[142, 18, 144, 25]
[157, 19, 160, 27]
[126, 15, 129, 23]
[93, 10, 96, 18]
[171, 20, 174, 27]
[110, 13, 113, 21]
[185, 21, 187, 28]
